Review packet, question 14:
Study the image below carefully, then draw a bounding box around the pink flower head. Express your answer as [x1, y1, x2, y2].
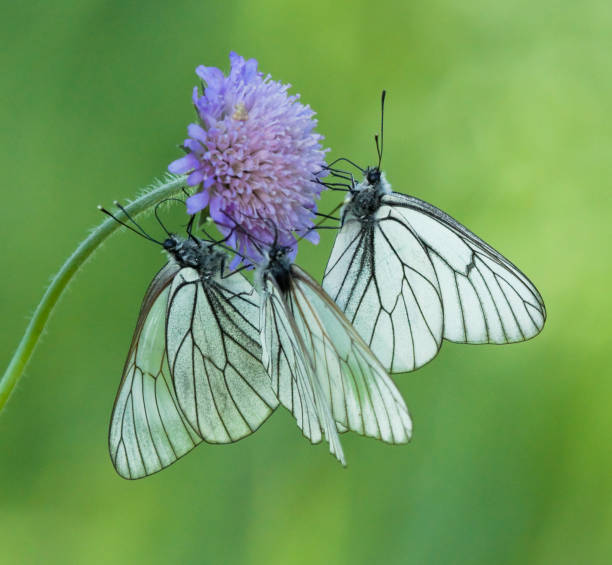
[169, 52, 328, 261]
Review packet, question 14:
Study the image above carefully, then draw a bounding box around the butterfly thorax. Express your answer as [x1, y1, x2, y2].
[344, 168, 392, 222]
[262, 244, 293, 295]
[163, 236, 225, 279]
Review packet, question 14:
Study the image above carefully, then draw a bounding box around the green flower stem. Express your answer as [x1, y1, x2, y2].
[0, 175, 187, 414]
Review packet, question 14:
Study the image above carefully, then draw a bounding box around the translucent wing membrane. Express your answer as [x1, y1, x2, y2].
[166, 268, 278, 443]
[109, 264, 202, 479]
[290, 266, 412, 444]
[384, 193, 546, 344]
[323, 208, 444, 373]
[323, 188, 546, 375]
[260, 276, 345, 465]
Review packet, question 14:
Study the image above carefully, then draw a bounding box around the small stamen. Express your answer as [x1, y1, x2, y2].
[232, 103, 249, 121]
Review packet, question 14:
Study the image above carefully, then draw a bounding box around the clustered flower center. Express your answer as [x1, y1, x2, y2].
[168, 52, 328, 260]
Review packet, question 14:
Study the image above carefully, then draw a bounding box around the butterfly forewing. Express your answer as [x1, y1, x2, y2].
[323, 206, 444, 373]
[290, 266, 412, 444]
[166, 268, 278, 443]
[323, 181, 546, 374]
[384, 193, 546, 344]
[260, 275, 345, 464]
[109, 263, 202, 479]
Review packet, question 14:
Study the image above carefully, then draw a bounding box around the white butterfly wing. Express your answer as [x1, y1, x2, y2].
[260, 275, 345, 465]
[384, 193, 546, 344]
[166, 268, 278, 443]
[323, 206, 444, 373]
[290, 266, 412, 444]
[109, 263, 202, 479]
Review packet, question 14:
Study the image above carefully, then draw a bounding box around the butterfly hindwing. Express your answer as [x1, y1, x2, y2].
[260, 274, 345, 464]
[290, 266, 412, 443]
[109, 263, 202, 479]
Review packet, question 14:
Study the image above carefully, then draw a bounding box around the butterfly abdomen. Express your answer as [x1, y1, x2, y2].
[266, 262, 292, 295]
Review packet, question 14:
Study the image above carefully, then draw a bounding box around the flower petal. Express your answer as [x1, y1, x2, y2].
[209, 195, 230, 227]
[168, 153, 199, 174]
[187, 170, 205, 185]
[187, 123, 207, 143]
[186, 190, 210, 215]
[196, 65, 225, 88]
[228, 51, 244, 72]
[243, 58, 259, 82]
[302, 229, 320, 245]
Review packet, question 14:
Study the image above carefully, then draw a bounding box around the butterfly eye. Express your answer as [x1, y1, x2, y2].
[163, 238, 176, 250]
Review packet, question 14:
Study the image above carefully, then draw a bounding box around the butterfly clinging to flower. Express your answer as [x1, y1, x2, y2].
[256, 239, 413, 465]
[322, 92, 546, 373]
[101, 202, 278, 479]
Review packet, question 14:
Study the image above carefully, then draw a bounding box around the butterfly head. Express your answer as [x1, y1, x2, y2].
[366, 166, 381, 186]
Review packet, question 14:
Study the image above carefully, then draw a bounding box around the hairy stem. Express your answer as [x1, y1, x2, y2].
[0, 175, 187, 413]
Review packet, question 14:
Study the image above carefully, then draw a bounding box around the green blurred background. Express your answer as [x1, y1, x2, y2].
[1, 1, 611, 563]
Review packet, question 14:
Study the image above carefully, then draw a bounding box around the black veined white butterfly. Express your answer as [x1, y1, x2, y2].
[257, 242, 413, 466]
[322, 93, 546, 373]
[102, 203, 278, 479]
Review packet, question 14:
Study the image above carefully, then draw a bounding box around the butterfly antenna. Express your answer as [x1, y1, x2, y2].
[97, 204, 162, 245]
[199, 217, 251, 262]
[375, 89, 386, 170]
[153, 198, 183, 237]
[209, 229, 233, 249]
[198, 223, 221, 246]
[186, 214, 197, 241]
[217, 210, 274, 248]
[213, 210, 296, 266]
[112, 200, 157, 240]
[246, 235, 264, 256]
[257, 215, 285, 252]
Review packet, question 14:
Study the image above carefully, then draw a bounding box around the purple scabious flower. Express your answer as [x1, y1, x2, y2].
[169, 52, 328, 260]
